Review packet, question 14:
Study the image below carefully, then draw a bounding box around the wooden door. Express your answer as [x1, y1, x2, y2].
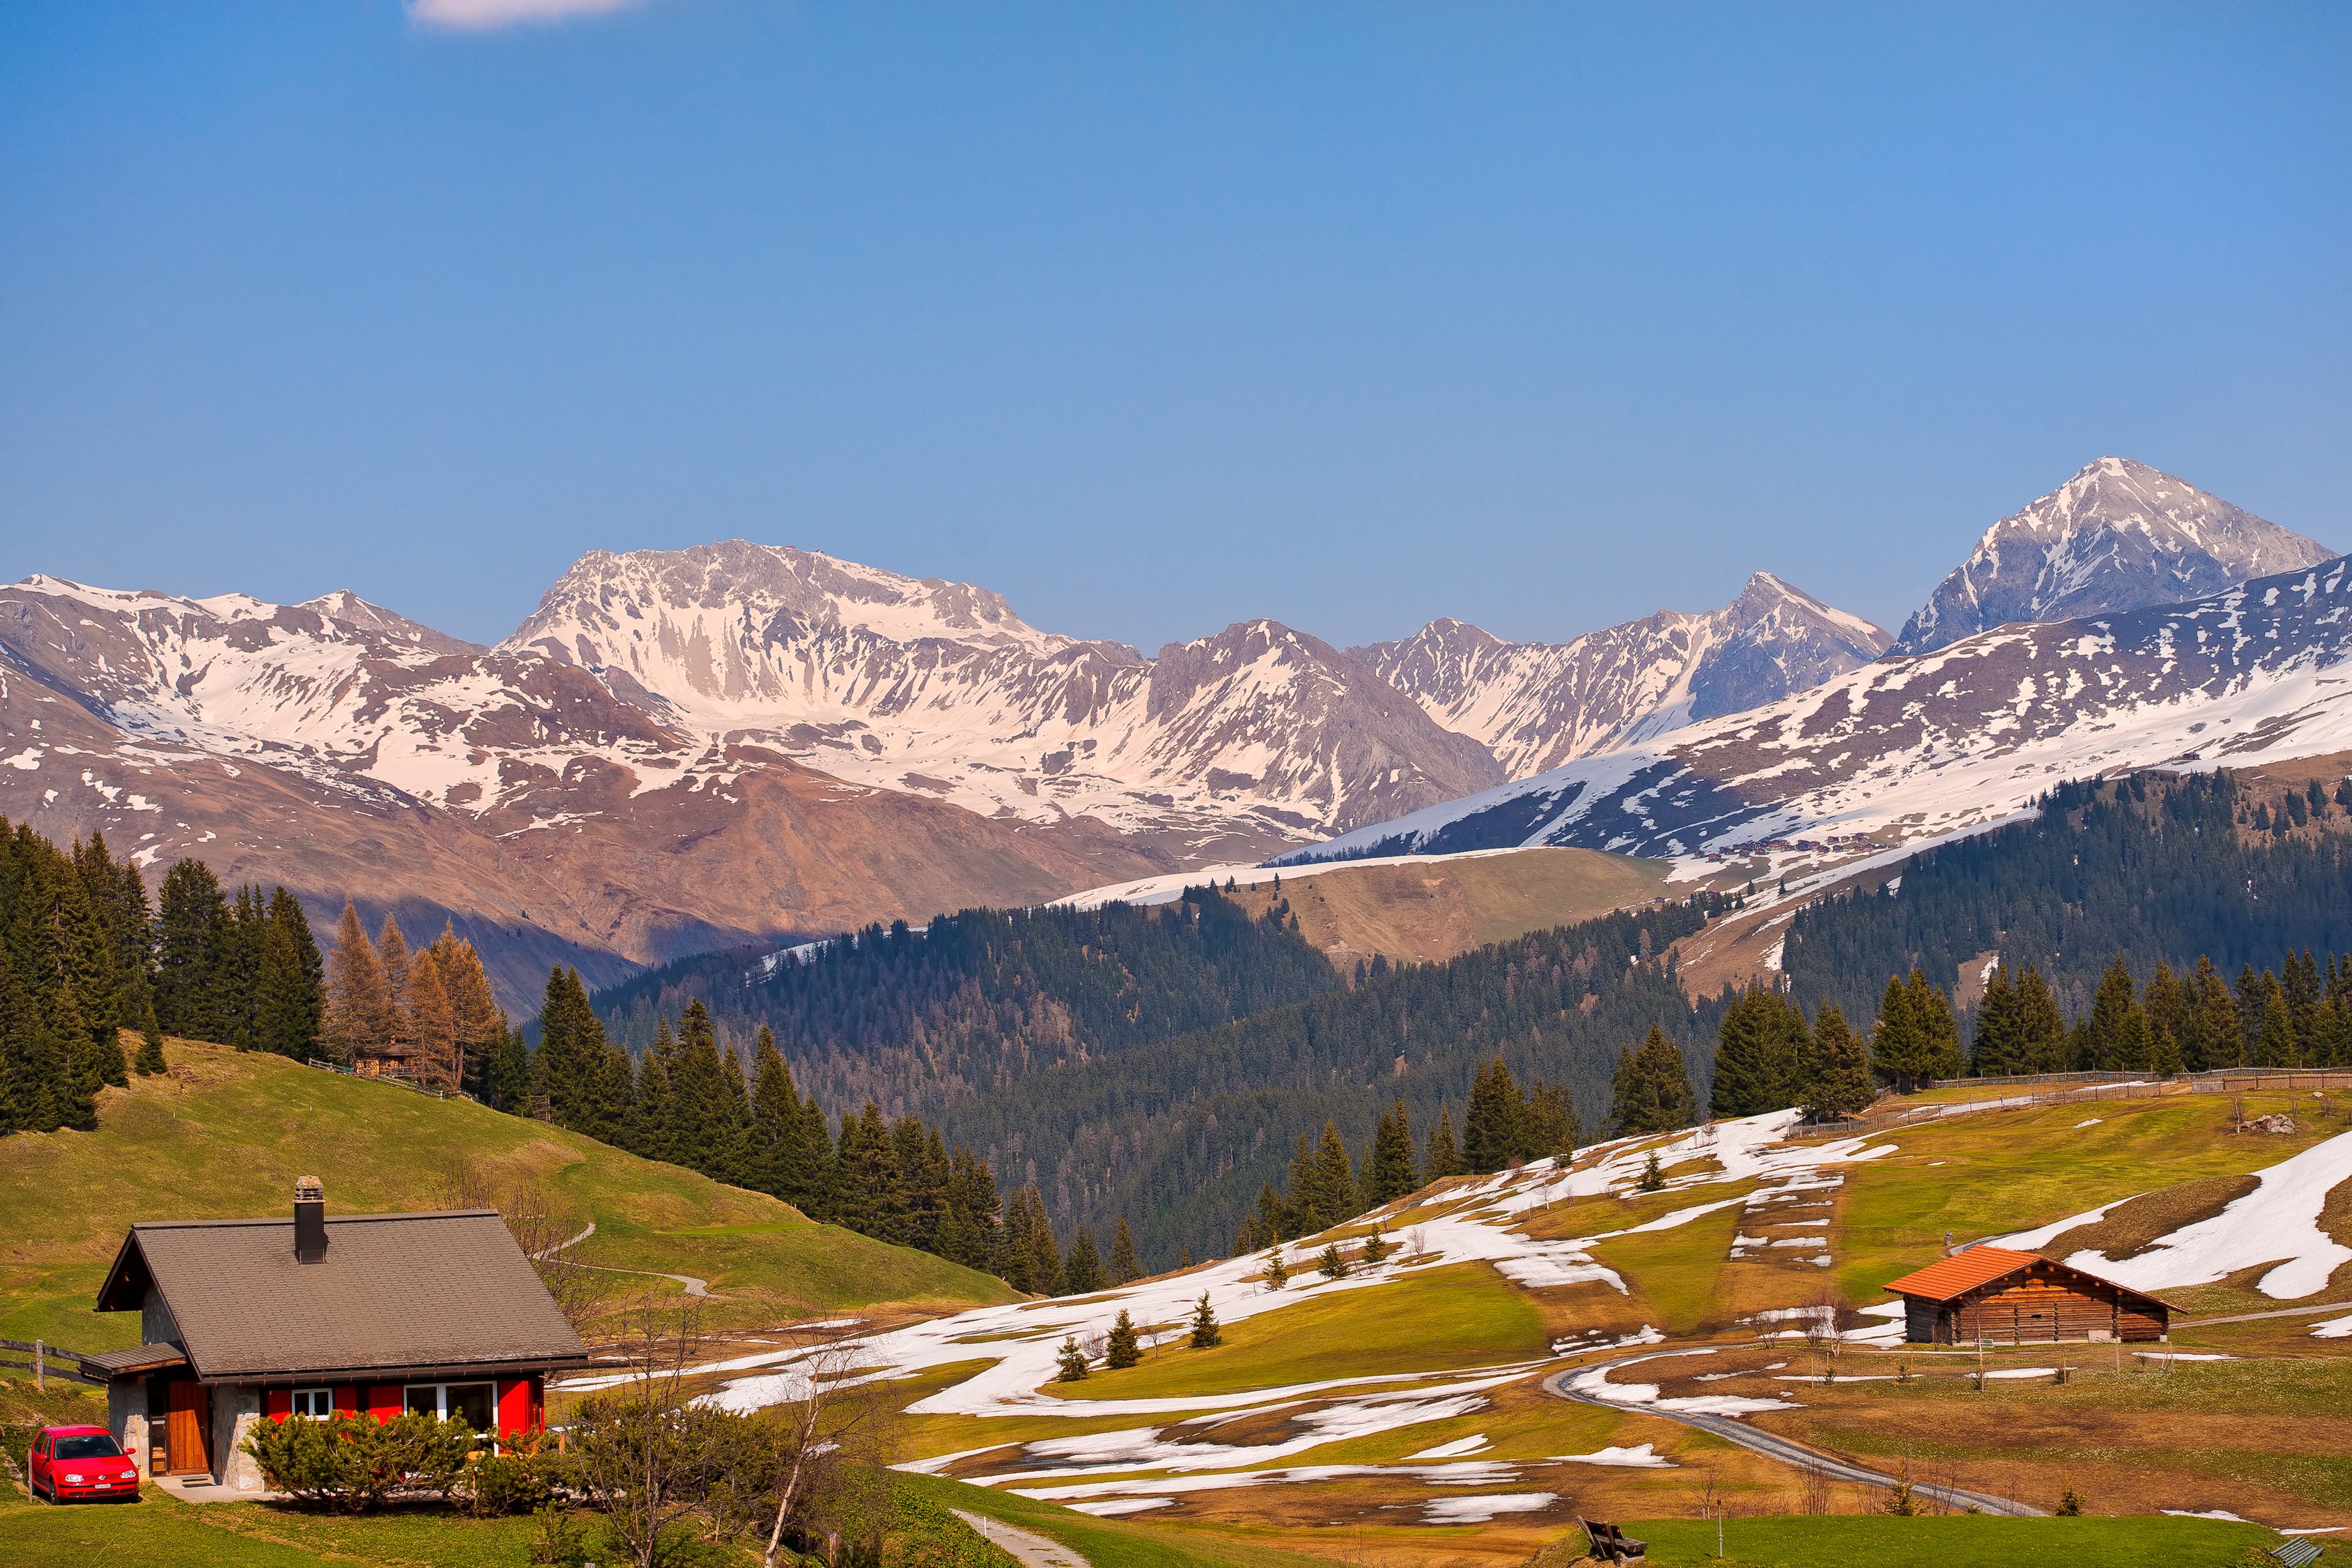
[165, 1379, 210, 1475]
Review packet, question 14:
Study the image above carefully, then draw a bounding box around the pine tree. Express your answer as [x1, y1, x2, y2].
[1610, 1025, 1696, 1133]
[1420, 1107, 1463, 1178]
[1188, 1292, 1221, 1348]
[625, 1043, 677, 1163]
[1637, 1151, 1665, 1191]
[831, 1102, 909, 1244]
[1464, 1055, 1527, 1171]
[1316, 1243, 1348, 1279]
[1869, 972, 1919, 1088]
[1359, 1230, 1389, 1266]
[1364, 1100, 1419, 1205]
[1054, 1335, 1090, 1382]
[321, 900, 393, 1062]
[1262, 1247, 1288, 1289]
[1799, 1005, 1875, 1120]
[1105, 1310, 1142, 1368]
[1109, 1218, 1142, 1285]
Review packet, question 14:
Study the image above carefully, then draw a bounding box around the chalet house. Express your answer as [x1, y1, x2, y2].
[1883, 1245, 2173, 1345]
[82, 1177, 589, 1492]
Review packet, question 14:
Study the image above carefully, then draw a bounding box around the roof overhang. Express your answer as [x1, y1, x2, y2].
[191, 1354, 592, 1388]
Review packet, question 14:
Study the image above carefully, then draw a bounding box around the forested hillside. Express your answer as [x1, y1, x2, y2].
[596, 891, 1343, 1117]
[932, 899, 1725, 1266]
[1784, 770, 2352, 1024]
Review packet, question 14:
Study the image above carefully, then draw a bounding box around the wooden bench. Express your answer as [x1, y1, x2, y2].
[1578, 1517, 1647, 1564]
[2271, 1539, 2323, 1568]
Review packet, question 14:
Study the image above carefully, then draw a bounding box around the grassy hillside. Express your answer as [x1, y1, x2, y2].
[0, 1037, 1012, 1350]
[1227, 848, 1674, 967]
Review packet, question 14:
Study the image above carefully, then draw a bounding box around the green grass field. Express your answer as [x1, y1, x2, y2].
[1621, 1514, 2276, 1568]
[0, 1037, 1010, 1348]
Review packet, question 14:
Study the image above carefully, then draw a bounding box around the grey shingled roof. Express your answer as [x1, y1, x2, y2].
[103, 1211, 589, 1381]
[80, 1343, 188, 1376]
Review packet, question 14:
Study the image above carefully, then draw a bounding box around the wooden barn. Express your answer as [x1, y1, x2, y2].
[1883, 1245, 2173, 1345]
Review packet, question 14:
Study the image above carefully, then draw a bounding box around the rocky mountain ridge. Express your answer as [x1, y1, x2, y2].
[1893, 456, 2334, 655]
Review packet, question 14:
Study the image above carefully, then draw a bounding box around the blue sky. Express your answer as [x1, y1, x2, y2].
[2, 1, 2346, 651]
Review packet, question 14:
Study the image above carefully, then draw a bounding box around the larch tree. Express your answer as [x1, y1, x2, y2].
[405, 949, 457, 1088]
[321, 900, 393, 1062]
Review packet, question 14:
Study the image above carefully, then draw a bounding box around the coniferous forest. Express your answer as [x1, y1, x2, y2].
[1, 820, 326, 1135]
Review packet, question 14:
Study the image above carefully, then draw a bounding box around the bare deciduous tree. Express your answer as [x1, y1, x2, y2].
[438, 1158, 611, 1326]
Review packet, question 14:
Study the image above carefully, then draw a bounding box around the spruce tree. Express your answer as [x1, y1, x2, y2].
[134, 1002, 167, 1075]
[832, 1102, 909, 1244]
[1712, 988, 1804, 1117]
[1364, 1100, 1419, 1205]
[1109, 1218, 1142, 1286]
[746, 1028, 802, 1201]
[1312, 1120, 1357, 1224]
[1524, 1081, 1580, 1160]
[1970, 964, 2021, 1077]
[1359, 1230, 1389, 1266]
[1065, 1227, 1104, 1294]
[1421, 1107, 1464, 1179]
[480, 1024, 531, 1113]
[2084, 958, 2137, 1071]
[1909, 970, 1965, 1081]
[154, 860, 229, 1043]
[1283, 1133, 1322, 1237]
[1188, 1292, 1221, 1348]
[1799, 1005, 1875, 1120]
[2257, 979, 2300, 1067]
[1054, 1335, 1090, 1382]
[1868, 972, 1916, 1087]
[1637, 1151, 1665, 1192]
[625, 1045, 677, 1163]
[2016, 964, 2068, 1073]
[1464, 1055, 1527, 1171]
[1262, 1247, 1288, 1289]
[1609, 1026, 1696, 1134]
[1105, 1310, 1142, 1368]
[2188, 957, 2242, 1070]
[1317, 1243, 1348, 1279]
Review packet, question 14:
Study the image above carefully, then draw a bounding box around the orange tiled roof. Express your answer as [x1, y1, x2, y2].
[1882, 1245, 2044, 1302]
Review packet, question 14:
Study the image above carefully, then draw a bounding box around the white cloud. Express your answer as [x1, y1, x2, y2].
[408, 0, 652, 30]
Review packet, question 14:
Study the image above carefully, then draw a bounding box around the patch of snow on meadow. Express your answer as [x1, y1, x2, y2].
[1420, 1493, 1558, 1524]
[1406, 1435, 1490, 1459]
[2057, 1128, 2352, 1299]
[1552, 1445, 1671, 1467]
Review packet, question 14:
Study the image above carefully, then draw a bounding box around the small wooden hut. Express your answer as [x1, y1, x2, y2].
[1883, 1245, 2172, 1345]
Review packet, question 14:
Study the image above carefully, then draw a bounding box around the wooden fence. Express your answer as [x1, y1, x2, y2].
[1786, 1068, 2352, 1143]
[305, 1058, 477, 1103]
[0, 1338, 103, 1389]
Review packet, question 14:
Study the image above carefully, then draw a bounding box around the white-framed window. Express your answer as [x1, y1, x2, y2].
[291, 1388, 334, 1420]
[404, 1381, 495, 1429]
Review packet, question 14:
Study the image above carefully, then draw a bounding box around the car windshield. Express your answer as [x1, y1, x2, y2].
[54, 1435, 123, 1460]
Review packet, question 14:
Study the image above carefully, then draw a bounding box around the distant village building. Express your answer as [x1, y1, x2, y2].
[1883, 1245, 2172, 1345]
[82, 1177, 588, 1491]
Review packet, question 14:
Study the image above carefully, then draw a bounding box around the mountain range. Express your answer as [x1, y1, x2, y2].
[0, 455, 2331, 1006]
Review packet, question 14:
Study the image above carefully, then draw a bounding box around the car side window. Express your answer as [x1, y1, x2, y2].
[33, 1435, 48, 1457]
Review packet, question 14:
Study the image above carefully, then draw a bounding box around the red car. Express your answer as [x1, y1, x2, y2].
[27, 1424, 140, 1503]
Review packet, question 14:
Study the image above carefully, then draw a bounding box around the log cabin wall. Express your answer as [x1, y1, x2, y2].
[1940, 1271, 2167, 1344]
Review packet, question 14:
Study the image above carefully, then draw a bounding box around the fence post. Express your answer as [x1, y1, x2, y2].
[33, 1338, 42, 1392]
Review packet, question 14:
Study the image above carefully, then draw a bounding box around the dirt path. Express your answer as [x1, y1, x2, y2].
[536, 1221, 716, 1297]
[1543, 1358, 2043, 1517]
[2180, 1300, 2352, 1327]
[951, 1509, 1092, 1568]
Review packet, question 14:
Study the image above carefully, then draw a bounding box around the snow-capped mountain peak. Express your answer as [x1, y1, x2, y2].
[1354, 575, 1890, 780]
[1893, 457, 2334, 655]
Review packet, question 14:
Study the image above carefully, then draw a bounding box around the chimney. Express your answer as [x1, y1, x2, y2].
[295, 1176, 327, 1264]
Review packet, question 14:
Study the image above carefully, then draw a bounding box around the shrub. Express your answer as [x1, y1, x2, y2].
[2055, 1486, 2085, 1516]
[530, 1504, 598, 1567]
[240, 1411, 475, 1512]
[459, 1435, 578, 1517]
